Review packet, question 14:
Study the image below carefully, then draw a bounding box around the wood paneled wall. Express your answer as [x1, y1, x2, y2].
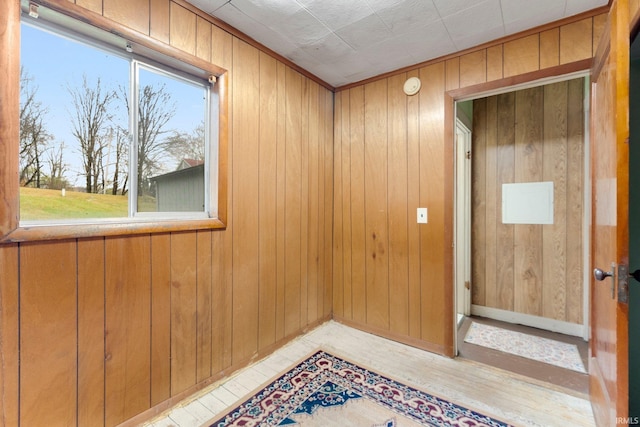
[333, 13, 603, 353]
[471, 79, 585, 324]
[0, 0, 333, 426]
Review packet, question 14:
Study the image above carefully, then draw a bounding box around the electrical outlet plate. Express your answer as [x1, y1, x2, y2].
[417, 208, 427, 224]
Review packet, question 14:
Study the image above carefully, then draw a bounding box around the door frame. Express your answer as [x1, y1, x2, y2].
[451, 71, 592, 352]
[454, 116, 472, 325]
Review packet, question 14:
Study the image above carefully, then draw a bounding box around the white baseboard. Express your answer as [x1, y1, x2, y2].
[470, 305, 586, 339]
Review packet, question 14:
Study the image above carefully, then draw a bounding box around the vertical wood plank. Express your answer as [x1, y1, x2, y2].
[514, 88, 544, 316]
[275, 61, 287, 341]
[103, 0, 149, 35]
[258, 51, 278, 349]
[300, 78, 310, 326]
[211, 24, 233, 376]
[232, 39, 260, 361]
[151, 233, 171, 406]
[284, 66, 303, 337]
[196, 16, 212, 63]
[388, 73, 409, 335]
[169, 2, 196, 56]
[20, 241, 77, 426]
[471, 98, 487, 307]
[543, 81, 569, 320]
[419, 62, 446, 345]
[76, 0, 102, 14]
[307, 81, 321, 324]
[323, 88, 334, 318]
[340, 89, 353, 320]
[78, 238, 106, 426]
[503, 35, 540, 78]
[495, 92, 516, 311]
[171, 232, 198, 394]
[197, 231, 213, 382]
[342, 91, 353, 319]
[560, 18, 594, 64]
[593, 14, 608, 53]
[445, 57, 460, 91]
[540, 28, 560, 69]
[486, 45, 503, 82]
[333, 91, 345, 319]
[0, 244, 19, 427]
[566, 78, 585, 324]
[364, 78, 390, 330]
[105, 236, 151, 426]
[406, 69, 422, 339]
[150, 0, 170, 44]
[459, 50, 486, 88]
[350, 85, 367, 324]
[484, 96, 498, 308]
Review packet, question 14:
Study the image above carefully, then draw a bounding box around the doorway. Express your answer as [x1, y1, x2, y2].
[454, 75, 591, 388]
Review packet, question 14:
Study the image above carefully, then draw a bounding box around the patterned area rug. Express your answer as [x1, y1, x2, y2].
[205, 350, 512, 427]
[464, 322, 586, 373]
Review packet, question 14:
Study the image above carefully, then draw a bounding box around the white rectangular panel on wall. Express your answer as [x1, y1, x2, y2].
[502, 181, 554, 224]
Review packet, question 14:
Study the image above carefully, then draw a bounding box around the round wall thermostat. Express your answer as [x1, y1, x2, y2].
[403, 76, 421, 96]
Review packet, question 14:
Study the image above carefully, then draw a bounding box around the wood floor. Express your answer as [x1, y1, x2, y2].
[143, 320, 596, 427]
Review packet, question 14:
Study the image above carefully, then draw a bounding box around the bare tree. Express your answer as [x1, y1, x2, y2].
[20, 67, 52, 187]
[137, 84, 176, 195]
[46, 141, 69, 190]
[68, 75, 117, 193]
[163, 122, 206, 167]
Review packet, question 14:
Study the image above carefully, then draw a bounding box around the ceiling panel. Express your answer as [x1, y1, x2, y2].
[185, 0, 608, 87]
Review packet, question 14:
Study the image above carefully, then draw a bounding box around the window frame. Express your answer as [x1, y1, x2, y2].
[0, 0, 228, 243]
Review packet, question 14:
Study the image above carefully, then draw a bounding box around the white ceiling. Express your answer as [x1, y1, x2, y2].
[185, 0, 608, 87]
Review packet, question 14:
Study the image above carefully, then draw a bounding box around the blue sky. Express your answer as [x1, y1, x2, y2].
[21, 22, 206, 187]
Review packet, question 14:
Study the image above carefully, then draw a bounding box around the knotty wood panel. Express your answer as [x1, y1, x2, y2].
[284, 66, 303, 337]
[196, 230, 213, 382]
[364, 78, 390, 330]
[232, 38, 260, 362]
[0, 244, 19, 427]
[171, 232, 198, 394]
[514, 87, 544, 316]
[78, 238, 106, 426]
[105, 236, 151, 425]
[419, 63, 449, 346]
[150, 233, 171, 406]
[350, 85, 367, 325]
[471, 79, 585, 323]
[20, 241, 77, 425]
[333, 91, 345, 318]
[258, 51, 278, 349]
[388, 73, 409, 336]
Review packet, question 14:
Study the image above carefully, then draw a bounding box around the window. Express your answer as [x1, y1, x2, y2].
[19, 8, 216, 224]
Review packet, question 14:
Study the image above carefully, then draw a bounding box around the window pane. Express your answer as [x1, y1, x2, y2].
[20, 23, 130, 220]
[136, 66, 207, 213]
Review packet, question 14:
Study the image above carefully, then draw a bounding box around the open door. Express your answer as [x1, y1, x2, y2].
[590, 0, 630, 425]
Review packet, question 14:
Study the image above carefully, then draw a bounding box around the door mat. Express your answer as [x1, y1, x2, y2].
[464, 322, 586, 373]
[204, 350, 512, 426]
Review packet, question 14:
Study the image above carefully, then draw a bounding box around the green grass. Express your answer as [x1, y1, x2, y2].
[20, 187, 129, 220]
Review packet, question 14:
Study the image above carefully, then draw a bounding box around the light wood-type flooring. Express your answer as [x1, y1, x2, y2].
[143, 320, 596, 427]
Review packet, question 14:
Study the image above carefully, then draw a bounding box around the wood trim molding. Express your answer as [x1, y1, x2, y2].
[447, 58, 593, 100]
